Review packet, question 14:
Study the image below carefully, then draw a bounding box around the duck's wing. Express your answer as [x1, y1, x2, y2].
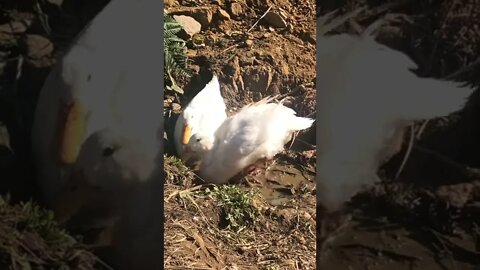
[224, 103, 313, 159]
[320, 31, 474, 123]
[356, 37, 474, 121]
[243, 95, 278, 108]
[200, 114, 263, 183]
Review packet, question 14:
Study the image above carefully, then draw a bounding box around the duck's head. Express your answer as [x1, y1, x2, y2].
[52, 128, 160, 223]
[182, 132, 213, 164]
[180, 107, 201, 145]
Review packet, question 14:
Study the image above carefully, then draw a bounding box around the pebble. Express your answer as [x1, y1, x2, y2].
[171, 7, 213, 30]
[217, 8, 231, 20]
[20, 34, 54, 59]
[171, 103, 181, 112]
[173, 15, 201, 40]
[263, 11, 288, 28]
[229, 3, 243, 17]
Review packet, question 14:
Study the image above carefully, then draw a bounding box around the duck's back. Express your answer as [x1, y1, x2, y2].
[200, 102, 313, 183]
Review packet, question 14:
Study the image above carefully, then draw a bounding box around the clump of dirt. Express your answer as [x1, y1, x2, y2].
[164, 0, 317, 268]
[318, 1, 480, 269]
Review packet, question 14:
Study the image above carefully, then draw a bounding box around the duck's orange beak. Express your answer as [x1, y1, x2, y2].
[58, 100, 86, 164]
[182, 123, 192, 145]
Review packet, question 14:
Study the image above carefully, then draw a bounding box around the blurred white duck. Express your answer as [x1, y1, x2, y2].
[317, 10, 475, 211]
[173, 75, 227, 160]
[31, 0, 163, 268]
[186, 97, 314, 184]
[32, 0, 163, 207]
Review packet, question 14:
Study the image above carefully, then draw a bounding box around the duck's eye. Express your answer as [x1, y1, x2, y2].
[196, 138, 201, 142]
[102, 147, 116, 157]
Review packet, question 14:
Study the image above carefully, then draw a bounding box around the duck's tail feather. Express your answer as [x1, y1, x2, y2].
[246, 95, 277, 108]
[397, 79, 474, 120]
[289, 116, 315, 131]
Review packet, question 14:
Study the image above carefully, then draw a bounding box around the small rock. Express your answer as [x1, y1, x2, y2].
[173, 15, 201, 40]
[188, 9, 213, 30]
[0, 20, 32, 47]
[296, 235, 306, 244]
[263, 11, 287, 28]
[302, 211, 312, 220]
[171, 103, 181, 112]
[217, 8, 231, 20]
[185, 49, 198, 57]
[229, 3, 243, 17]
[20, 34, 54, 59]
[0, 20, 31, 35]
[171, 7, 213, 30]
[277, 208, 295, 223]
[281, 62, 289, 75]
[164, 0, 177, 7]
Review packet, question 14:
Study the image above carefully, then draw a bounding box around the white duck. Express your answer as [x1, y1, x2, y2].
[31, 0, 163, 268]
[173, 75, 227, 160]
[32, 0, 163, 207]
[186, 97, 315, 184]
[316, 11, 475, 211]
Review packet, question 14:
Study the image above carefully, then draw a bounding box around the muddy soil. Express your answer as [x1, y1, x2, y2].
[318, 1, 480, 270]
[164, 0, 317, 269]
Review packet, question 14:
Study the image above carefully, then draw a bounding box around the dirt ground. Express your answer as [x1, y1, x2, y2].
[164, 0, 316, 269]
[318, 1, 480, 270]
